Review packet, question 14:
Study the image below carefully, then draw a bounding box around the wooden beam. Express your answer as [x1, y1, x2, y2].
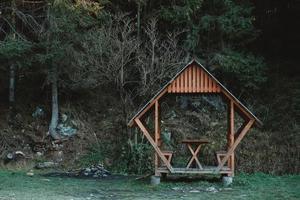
[188, 67, 192, 92]
[200, 69, 204, 92]
[180, 70, 184, 92]
[192, 65, 196, 93]
[172, 78, 176, 93]
[185, 69, 188, 92]
[175, 76, 179, 93]
[23, 1, 45, 3]
[129, 89, 168, 127]
[157, 166, 231, 174]
[234, 120, 248, 140]
[135, 118, 174, 173]
[221, 90, 252, 120]
[215, 119, 254, 173]
[227, 100, 235, 175]
[154, 100, 160, 175]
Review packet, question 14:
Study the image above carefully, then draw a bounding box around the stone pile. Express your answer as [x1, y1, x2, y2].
[40, 164, 111, 179]
[77, 164, 111, 178]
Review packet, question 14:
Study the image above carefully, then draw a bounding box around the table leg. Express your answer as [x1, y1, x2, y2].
[186, 144, 203, 169]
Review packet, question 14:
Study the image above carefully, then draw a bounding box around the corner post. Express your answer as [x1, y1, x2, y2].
[154, 100, 161, 176]
[227, 100, 235, 176]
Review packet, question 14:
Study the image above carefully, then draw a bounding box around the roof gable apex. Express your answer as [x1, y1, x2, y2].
[167, 61, 221, 93]
[128, 59, 262, 127]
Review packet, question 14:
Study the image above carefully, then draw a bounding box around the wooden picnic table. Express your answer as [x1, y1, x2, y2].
[182, 139, 210, 169]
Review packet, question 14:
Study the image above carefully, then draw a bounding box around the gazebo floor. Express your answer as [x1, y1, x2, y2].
[157, 166, 231, 174]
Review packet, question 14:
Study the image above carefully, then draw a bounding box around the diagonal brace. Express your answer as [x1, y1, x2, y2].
[186, 144, 203, 169]
[135, 118, 174, 173]
[215, 119, 255, 173]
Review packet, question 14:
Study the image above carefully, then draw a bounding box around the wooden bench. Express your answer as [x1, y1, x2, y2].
[161, 151, 173, 166]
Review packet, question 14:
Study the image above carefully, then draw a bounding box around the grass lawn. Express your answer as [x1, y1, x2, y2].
[0, 171, 299, 200]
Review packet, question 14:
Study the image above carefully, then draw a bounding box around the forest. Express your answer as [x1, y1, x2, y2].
[0, 0, 299, 178]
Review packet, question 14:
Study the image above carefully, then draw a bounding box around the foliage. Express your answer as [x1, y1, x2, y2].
[212, 49, 267, 92]
[36, 1, 97, 65]
[160, 0, 257, 53]
[0, 36, 32, 61]
[160, 0, 204, 53]
[291, 79, 300, 120]
[78, 144, 107, 167]
[215, 0, 258, 45]
[117, 139, 153, 174]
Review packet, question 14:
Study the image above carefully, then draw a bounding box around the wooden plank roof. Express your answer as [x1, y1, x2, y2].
[128, 59, 263, 127]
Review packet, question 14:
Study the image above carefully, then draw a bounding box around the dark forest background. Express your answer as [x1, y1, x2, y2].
[0, 0, 299, 174]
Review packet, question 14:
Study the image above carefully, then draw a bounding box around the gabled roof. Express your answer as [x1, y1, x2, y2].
[128, 59, 263, 127]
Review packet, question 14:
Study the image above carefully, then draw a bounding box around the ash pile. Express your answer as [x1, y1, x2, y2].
[75, 164, 111, 178]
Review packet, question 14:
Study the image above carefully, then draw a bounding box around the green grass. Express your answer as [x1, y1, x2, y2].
[0, 170, 299, 200]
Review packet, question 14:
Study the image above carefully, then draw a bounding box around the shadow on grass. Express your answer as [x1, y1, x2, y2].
[42, 171, 135, 181]
[163, 174, 222, 183]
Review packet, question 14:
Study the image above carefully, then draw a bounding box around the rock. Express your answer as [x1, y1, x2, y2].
[32, 107, 45, 118]
[61, 114, 68, 123]
[189, 190, 200, 193]
[211, 122, 218, 127]
[172, 187, 181, 191]
[15, 151, 25, 158]
[222, 187, 233, 191]
[70, 120, 78, 128]
[57, 124, 77, 137]
[27, 170, 34, 176]
[35, 161, 58, 169]
[6, 153, 14, 160]
[52, 150, 64, 163]
[85, 168, 91, 173]
[206, 186, 218, 193]
[36, 152, 43, 157]
[56, 113, 78, 137]
[47, 164, 111, 179]
[5, 151, 25, 163]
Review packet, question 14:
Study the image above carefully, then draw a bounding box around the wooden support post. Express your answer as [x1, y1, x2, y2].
[215, 119, 254, 173]
[227, 100, 235, 176]
[128, 89, 167, 127]
[154, 100, 161, 176]
[221, 90, 253, 121]
[135, 118, 174, 173]
[234, 120, 248, 140]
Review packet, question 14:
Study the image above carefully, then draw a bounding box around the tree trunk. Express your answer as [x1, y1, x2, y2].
[46, 2, 59, 140]
[48, 65, 60, 139]
[9, 0, 16, 121]
[137, 1, 141, 41]
[8, 63, 16, 119]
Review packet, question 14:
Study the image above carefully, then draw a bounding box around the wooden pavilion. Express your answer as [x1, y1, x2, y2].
[128, 59, 262, 178]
